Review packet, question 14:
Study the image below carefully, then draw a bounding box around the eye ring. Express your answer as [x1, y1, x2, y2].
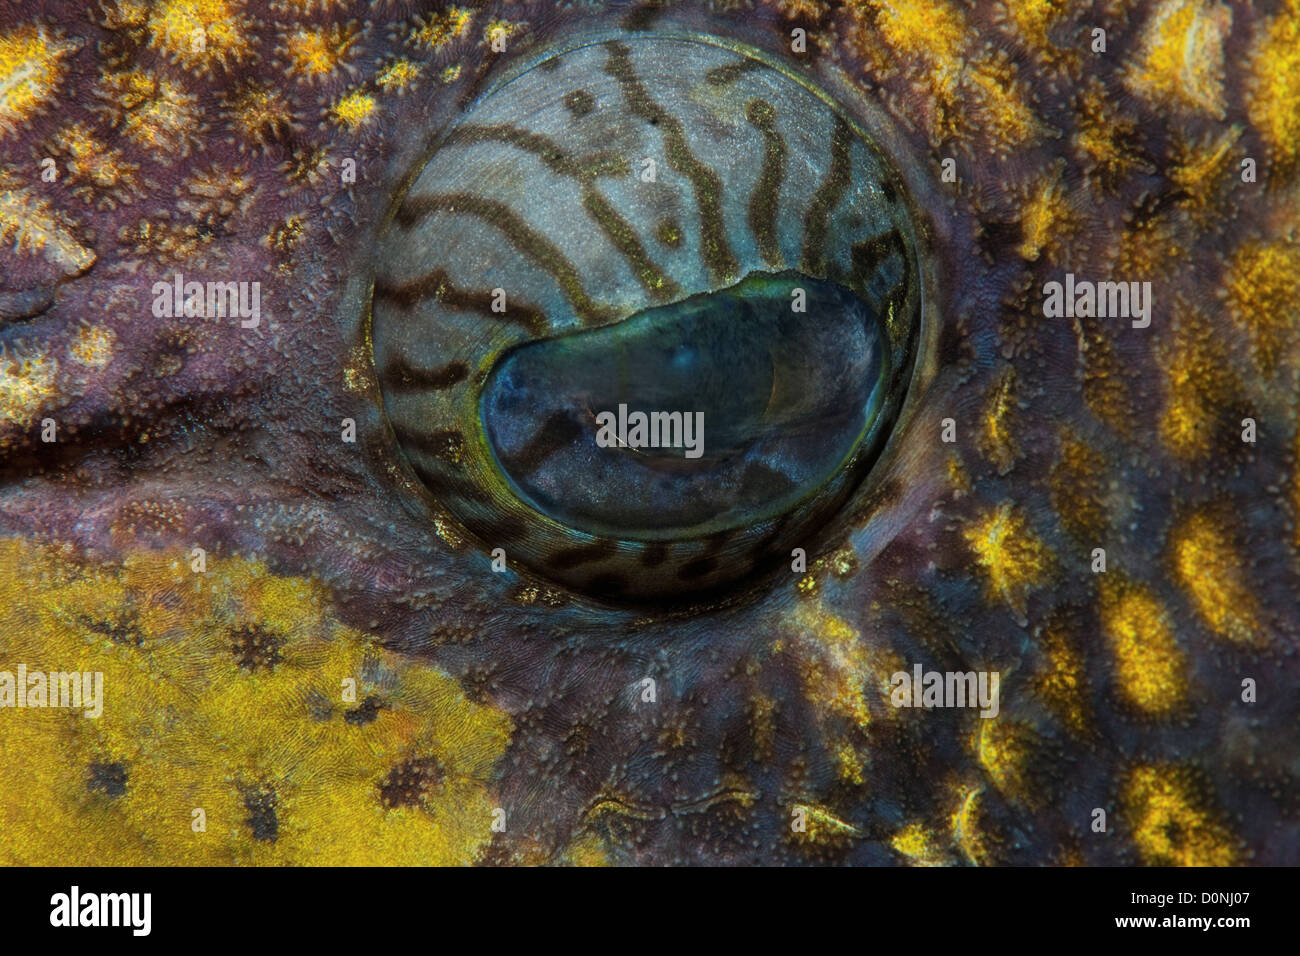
[364, 29, 928, 602]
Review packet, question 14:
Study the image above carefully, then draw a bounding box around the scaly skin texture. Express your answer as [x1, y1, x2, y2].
[0, 0, 1296, 865]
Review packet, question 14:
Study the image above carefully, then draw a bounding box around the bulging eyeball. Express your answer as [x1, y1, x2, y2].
[368, 33, 924, 602]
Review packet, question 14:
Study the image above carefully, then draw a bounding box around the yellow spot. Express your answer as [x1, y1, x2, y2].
[1017, 164, 1072, 261]
[1099, 576, 1187, 715]
[328, 89, 377, 132]
[1125, 0, 1231, 118]
[0, 25, 76, 137]
[999, 0, 1071, 55]
[966, 53, 1050, 154]
[1050, 434, 1107, 541]
[1222, 240, 1300, 375]
[1171, 511, 1261, 647]
[0, 171, 96, 275]
[284, 24, 358, 82]
[1073, 78, 1153, 185]
[98, 70, 203, 157]
[149, 0, 251, 72]
[0, 348, 58, 428]
[963, 503, 1053, 621]
[0, 539, 513, 865]
[53, 123, 139, 207]
[1169, 126, 1240, 225]
[225, 83, 293, 149]
[792, 804, 860, 846]
[790, 604, 872, 732]
[980, 366, 1021, 474]
[1123, 765, 1237, 866]
[1158, 307, 1239, 460]
[865, 0, 967, 65]
[795, 573, 817, 596]
[376, 59, 422, 94]
[409, 8, 475, 51]
[1033, 615, 1090, 735]
[69, 326, 115, 369]
[950, 786, 991, 865]
[1247, 3, 1300, 175]
[830, 546, 858, 578]
[890, 822, 946, 865]
[977, 717, 1043, 806]
[484, 19, 527, 49]
[441, 65, 462, 84]
[836, 741, 865, 785]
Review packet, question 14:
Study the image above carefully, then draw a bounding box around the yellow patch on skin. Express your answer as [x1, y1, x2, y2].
[98, 71, 203, 157]
[69, 326, 116, 369]
[376, 59, 422, 94]
[998, 0, 1071, 55]
[835, 741, 865, 785]
[963, 503, 1053, 621]
[1170, 511, 1261, 647]
[1050, 433, 1108, 541]
[408, 8, 475, 51]
[863, 0, 967, 67]
[53, 123, 140, 208]
[1099, 576, 1187, 715]
[284, 24, 359, 82]
[0, 348, 59, 428]
[790, 604, 872, 732]
[1122, 765, 1237, 866]
[965, 54, 1050, 154]
[0, 25, 76, 138]
[0, 539, 513, 865]
[791, 803, 860, 846]
[327, 88, 377, 132]
[483, 19, 527, 49]
[977, 717, 1042, 806]
[1072, 78, 1154, 186]
[1125, 0, 1231, 118]
[749, 693, 776, 761]
[1247, 2, 1300, 175]
[890, 822, 946, 865]
[950, 786, 990, 865]
[795, 573, 817, 596]
[556, 831, 611, 867]
[1033, 617, 1090, 736]
[149, 0, 252, 72]
[980, 366, 1020, 474]
[225, 83, 294, 150]
[1158, 306, 1240, 460]
[441, 65, 463, 85]
[1169, 126, 1241, 226]
[1222, 240, 1300, 375]
[0, 172, 96, 275]
[1017, 165, 1072, 261]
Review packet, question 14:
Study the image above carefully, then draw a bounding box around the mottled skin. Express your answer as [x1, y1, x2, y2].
[0, 0, 1297, 865]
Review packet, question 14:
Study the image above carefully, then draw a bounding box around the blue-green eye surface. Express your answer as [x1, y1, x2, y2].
[481, 273, 888, 540]
[369, 32, 923, 600]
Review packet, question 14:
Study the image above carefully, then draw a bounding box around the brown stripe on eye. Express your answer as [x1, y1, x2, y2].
[374, 268, 550, 336]
[392, 423, 466, 463]
[604, 41, 739, 286]
[380, 357, 469, 391]
[496, 409, 586, 476]
[745, 99, 786, 269]
[801, 116, 853, 277]
[549, 539, 618, 570]
[396, 192, 618, 325]
[705, 58, 764, 86]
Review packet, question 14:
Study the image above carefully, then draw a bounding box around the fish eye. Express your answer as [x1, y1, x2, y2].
[367, 32, 926, 602]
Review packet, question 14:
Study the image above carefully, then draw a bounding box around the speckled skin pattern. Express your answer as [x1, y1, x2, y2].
[0, 0, 1297, 865]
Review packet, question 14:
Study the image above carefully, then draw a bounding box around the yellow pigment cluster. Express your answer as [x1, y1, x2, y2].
[0, 539, 512, 865]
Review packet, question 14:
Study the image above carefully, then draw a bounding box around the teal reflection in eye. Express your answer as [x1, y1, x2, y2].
[481, 273, 887, 540]
[367, 31, 924, 601]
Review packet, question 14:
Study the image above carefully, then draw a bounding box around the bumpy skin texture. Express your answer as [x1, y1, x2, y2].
[0, 0, 1297, 865]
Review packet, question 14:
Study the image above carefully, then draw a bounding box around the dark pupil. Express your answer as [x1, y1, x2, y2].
[480, 272, 887, 538]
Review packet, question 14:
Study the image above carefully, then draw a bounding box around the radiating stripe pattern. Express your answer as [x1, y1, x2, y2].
[369, 34, 923, 601]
